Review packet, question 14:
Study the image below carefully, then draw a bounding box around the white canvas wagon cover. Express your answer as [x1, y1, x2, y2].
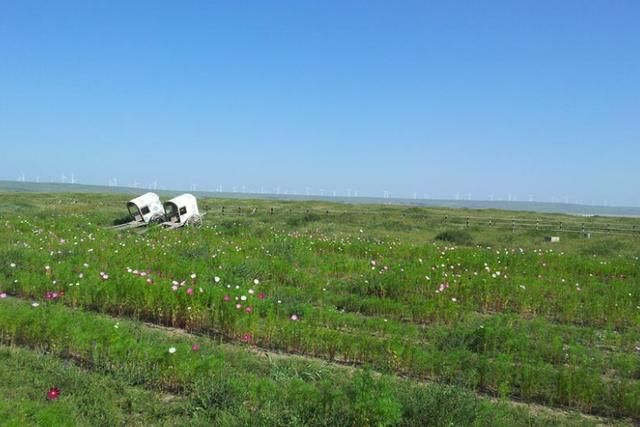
[127, 192, 164, 223]
[163, 193, 200, 224]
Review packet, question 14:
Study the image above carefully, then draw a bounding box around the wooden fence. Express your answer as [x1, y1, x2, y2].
[207, 206, 640, 237]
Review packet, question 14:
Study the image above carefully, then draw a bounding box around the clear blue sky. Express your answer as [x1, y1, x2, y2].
[1, 1, 639, 206]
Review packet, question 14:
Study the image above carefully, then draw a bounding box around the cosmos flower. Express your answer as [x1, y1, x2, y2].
[186, 288, 194, 295]
[253, 279, 260, 285]
[46, 387, 61, 401]
[191, 344, 200, 352]
[290, 314, 299, 321]
[0, 292, 6, 299]
[168, 347, 176, 354]
[214, 276, 221, 283]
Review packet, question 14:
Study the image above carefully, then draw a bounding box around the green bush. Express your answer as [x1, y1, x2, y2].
[435, 229, 474, 245]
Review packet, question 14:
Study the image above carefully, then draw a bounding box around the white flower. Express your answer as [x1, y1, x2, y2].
[253, 279, 260, 285]
[168, 347, 176, 354]
[240, 295, 247, 301]
[214, 276, 221, 283]
[190, 273, 197, 279]
[32, 302, 40, 307]
[248, 289, 254, 294]
[9, 263, 16, 268]
[45, 265, 51, 271]
[451, 298, 457, 302]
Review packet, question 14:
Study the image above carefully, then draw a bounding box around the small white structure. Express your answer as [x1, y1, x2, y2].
[163, 193, 202, 227]
[127, 192, 165, 224]
[545, 236, 560, 243]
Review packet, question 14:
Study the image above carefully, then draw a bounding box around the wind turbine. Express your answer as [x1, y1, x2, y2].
[70, 173, 76, 184]
[61, 174, 67, 184]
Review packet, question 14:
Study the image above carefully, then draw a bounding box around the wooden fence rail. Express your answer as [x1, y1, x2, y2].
[206, 206, 640, 237]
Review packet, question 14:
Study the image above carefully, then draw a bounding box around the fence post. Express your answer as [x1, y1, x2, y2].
[466, 216, 469, 228]
[536, 218, 539, 231]
[489, 217, 492, 226]
[512, 218, 515, 233]
[221, 206, 225, 215]
[270, 208, 274, 215]
[238, 207, 241, 214]
[444, 215, 448, 224]
[559, 221, 563, 232]
[607, 223, 610, 234]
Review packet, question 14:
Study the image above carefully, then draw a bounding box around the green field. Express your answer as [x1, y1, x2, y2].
[1, 192, 638, 426]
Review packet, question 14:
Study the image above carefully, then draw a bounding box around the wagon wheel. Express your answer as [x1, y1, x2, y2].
[149, 214, 165, 225]
[186, 214, 203, 227]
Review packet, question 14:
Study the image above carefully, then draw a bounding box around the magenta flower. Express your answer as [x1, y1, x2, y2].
[242, 333, 252, 343]
[46, 387, 61, 401]
[223, 295, 231, 302]
[0, 292, 6, 299]
[245, 306, 253, 313]
[258, 292, 266, 300]
[186, 287, 194, 295]
[191, 344, 200, 352]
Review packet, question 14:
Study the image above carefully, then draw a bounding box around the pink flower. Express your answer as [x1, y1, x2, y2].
[290, 314, 299, 321]
[223, 295, 231, 302]
[186, 287, 194, 295]
[242, 333, 252, 343]
[245, 306, 253, 313]
[235, 303, 242, 309]
[46, 387, 61, 401]
[191, 344, 200, 352]
[258, 292, 266, 300]
[0, 292, 6, 299]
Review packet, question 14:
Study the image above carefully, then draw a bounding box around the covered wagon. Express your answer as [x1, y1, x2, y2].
[127, 192, 165, 224]
[162, 193, 203, 227]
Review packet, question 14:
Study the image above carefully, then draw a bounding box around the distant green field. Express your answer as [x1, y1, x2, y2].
[0, 192, 638, 425]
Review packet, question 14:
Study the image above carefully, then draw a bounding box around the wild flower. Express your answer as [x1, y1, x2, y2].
[168, 347, 176, 354]
[191, 344, 200, 352]
[258, 292, 266, 299]
[32, 302, 40, 308]
[245, 306, 253, 313]
[0, 292, 7, 299]
[223, 295, 231, 301]
[235, 303, 242, 309]
[10, 263, 16, 268]
[253, 279, 260, 285]
[290, 314, 299, 321]
[248, 289, 254, 294]
[190, 273, 197, 279]
[171, 285, 178, 292]
[186, 288, 194, 295]
[242, 333, 252, 342]
[214, 276, 221, 283]
[240, 295, 247, 301]
[46, 387, 61, 401]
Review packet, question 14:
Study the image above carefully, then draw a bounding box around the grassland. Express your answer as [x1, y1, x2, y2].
[0, 192, 638, 425]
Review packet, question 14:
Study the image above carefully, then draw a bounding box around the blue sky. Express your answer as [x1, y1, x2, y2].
[1, 1, 639, 206]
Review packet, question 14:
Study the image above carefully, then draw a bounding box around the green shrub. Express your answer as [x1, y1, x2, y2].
[435, 229, 474, 245]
